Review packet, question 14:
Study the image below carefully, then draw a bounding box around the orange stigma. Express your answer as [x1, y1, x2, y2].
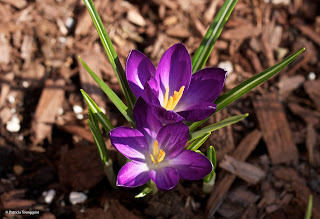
[162, 86, 185, 111]
[150, 140, 165, 164]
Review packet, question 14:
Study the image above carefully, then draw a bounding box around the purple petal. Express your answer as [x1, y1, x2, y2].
[126, 50, 156, 99]
[169, 150, 213, 180]
[149, 167, 179, 191]
[175, 67, 227, 112]
[156, 43, 192, 105]
[110, 127, 148, 163]
[151, 105, 184, 124]
[142, 77, 160, 106]
[156, 123, 189, 159]
[177, 102, 217, 122]
[133, 98, 162, 145]
[117, 162, 150, 188]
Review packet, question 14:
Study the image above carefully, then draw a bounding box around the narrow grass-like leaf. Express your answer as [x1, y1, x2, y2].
[187, 133, 210, 151]
[135, 187, 153, 198]
[88, 110, 116, 189]
[79, 57, 133, 123]
[189, 48, 305, 132]
[81, 89, 114, 132]
[192, 0, 238, 73]
[82, 0, 135, 111]
[189, 114, 248, 141]
[204, 146, 216, 183]
[135, 181, 157, 198]
[88, 110, 109, 163]
[304, 195, 313, 219]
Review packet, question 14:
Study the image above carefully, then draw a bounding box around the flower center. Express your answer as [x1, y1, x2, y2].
[150, 140, 165, 164]
[162, 86, 185, 111]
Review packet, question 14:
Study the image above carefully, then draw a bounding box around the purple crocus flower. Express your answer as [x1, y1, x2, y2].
[126, 43, 227, 123]
[110, 98, 212, 191]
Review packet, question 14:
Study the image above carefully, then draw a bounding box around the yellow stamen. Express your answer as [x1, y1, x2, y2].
[166, 97, 174, 110]
[153, 140, 159, 157]
[157, 150, 165, 163]
[150, 140, 166, 164]
[150, 154, 156, 163]
[171, 86, 185, 110]
[162, 86, 185, 111]
[163, 86, 169, 108]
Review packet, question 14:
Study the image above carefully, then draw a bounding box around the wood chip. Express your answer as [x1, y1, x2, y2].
[246, 49, 263, 73]
[20, 35, 33, 66]
[221, 23, 261, 41]
[127, 10, 146, 27]
[0, 35, 10, 64]
[295, 24, 320, 47]
[304, 80, 320, 109]
[0, 0, 27, 9]
[0, 72, 14, 108]
[204, 0, 218, 23]
[288, 102, 320, 125]
[78, 51, 106, 111]
[229, 187, 259, 205]
[32, 78, 65, 144]
[278, 75, 305, 99]
[0, 189, 35, 209]
[253, 93, 298, 164]
[306, 124, 320, 167]
[220, 155, 266, 184]
[206, 130, 262, 217]
[166, 25, 190, 38]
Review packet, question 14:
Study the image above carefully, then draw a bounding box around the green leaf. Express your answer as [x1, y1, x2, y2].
[189, 113, 248, 141]
[81, 89, 114, 132]
[82, 0, 135, 111]
[189, 47, 305, 132]
[204, 146, 216, 183]
[304, 195, 313, 219]
[79, 58, 133, 123]
[135, 187, 153, 198]
[88, 109, 109, 163]
[187, 133, 210, 151]
[192, 0, 238, 73]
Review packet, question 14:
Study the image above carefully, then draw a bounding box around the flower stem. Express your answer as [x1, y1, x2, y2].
[202, 173, 216, 194]
[104, 159, 117, 189]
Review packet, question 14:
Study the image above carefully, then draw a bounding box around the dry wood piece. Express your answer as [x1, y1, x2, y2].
[127, 10, 146, 27]
[0, 189, 35, 209]
[0, 35, 10, 64]
[0, 0, 27, 9]
[306, 124, 320, 167]
[278, 75, 305, 99]
[78, 51, 106, 111]
[0, 72, 14, 108]
[304, 79, 320, 109]
[206, 129, 262, 217]
[295, 24, 320, 47]
[221, 23, 261, 41]
[253, 93, 298, 164]
[246, 49, 263, 73]
[288, 102, 320, 125]
[166, 25, 190, 38]
[32, 78, 65, 144]
[220, 155, 266, 184]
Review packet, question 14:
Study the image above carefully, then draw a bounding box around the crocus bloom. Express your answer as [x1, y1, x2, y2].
[110, 98, 212, 191]
[126, 43, 227, 123]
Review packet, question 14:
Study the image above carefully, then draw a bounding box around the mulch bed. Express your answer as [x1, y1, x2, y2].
[0, 0, 319, 218]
